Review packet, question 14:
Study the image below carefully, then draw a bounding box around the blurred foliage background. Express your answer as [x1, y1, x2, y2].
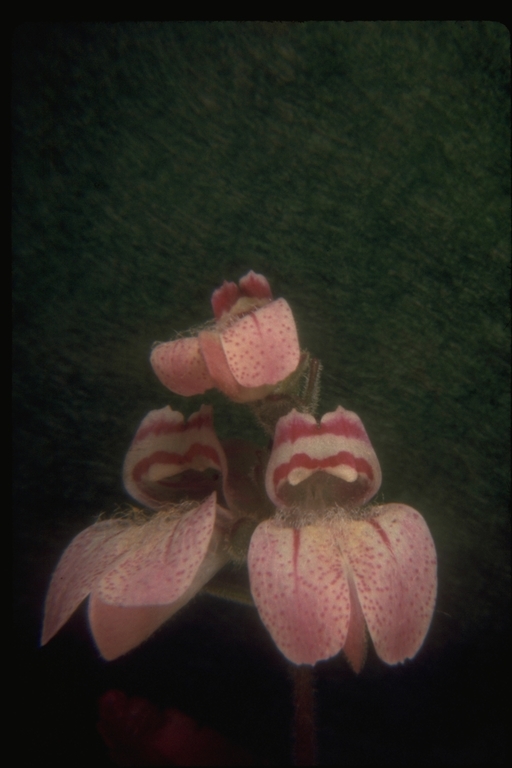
[13, 22, 509, 765]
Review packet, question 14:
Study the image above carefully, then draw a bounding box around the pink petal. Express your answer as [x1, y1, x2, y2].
[123, 405, 228, 509]
[97, 493, 219, 606]
[150, 336, 215, 396]
[341, 504, 437, 664]
[248, 520, 351, 665]
[198, 330, 242, 401]
[220, 298, 300, 388]
[211, 272, 272, 320]
[41, 520, 135, 646]
[199, 330, 276, 403]
[265, 406, 382, 508]
[88, 599, 180, 660]
[211, 280, 241, 320]
[89, 501, 230, 660]
[238, 270, 272, 300]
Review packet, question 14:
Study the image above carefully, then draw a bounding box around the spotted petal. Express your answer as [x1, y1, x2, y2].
[150, 336, 215, 396]
[41, 519, 135, 647]
[198, 330, 244, 401]
[97, 493, 219, 607]
[248, 519, 351, 665]
[42, 494, 230, 660]
[89, 494, 230, 659]
[88, 530, 228, 661]
[341, 504, 437, 664]
[220, 298, 300, 389]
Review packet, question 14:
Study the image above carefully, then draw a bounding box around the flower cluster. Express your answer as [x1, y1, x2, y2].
[42, 271, 436, 669]
[150, 270, 300, 402]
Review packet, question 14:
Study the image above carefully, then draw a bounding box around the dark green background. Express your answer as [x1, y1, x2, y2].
[13, 22, 509, 765]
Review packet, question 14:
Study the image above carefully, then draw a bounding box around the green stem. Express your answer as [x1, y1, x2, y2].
[200, 563, 254, 605]
[302, 356, 322, 414]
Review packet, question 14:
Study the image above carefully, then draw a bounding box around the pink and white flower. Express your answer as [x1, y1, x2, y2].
[248, 407, 437, 668]
[43, 402, 436, 670]
[41, 406, 235, 660]
[150, 271, 301, 403]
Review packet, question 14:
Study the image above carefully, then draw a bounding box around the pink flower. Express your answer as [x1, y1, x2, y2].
[42, 402, 437, 672]
[150, 271, 301, 402]
[41, 406, 235, 660]
[248, 407, 437, 669]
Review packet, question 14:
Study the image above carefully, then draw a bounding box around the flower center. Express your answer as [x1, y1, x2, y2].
[278, 471, 371, 512]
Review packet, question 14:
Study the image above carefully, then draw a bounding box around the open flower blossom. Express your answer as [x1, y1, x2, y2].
[41, 406, 237, 660]
[42, 272, 436, 674]
[42, 402, 436, 670]
[150, 271, 301, 402]
[248, 407, 437, 668]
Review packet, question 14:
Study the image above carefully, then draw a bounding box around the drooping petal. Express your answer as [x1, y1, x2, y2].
[220, 298, 300, 389]
[88, 599, 180, 661]
[97, 493, 220, 606]
[340, 504, 437, 664]
[265, 406, 382, 508]
[88, 501, 230, 660]
[123, 405, 228, 509]
[248, 519, 351, 665]
[41, 519, 136, 646]
[150, 337, 215, 396]
[42, 494, 232, 657]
